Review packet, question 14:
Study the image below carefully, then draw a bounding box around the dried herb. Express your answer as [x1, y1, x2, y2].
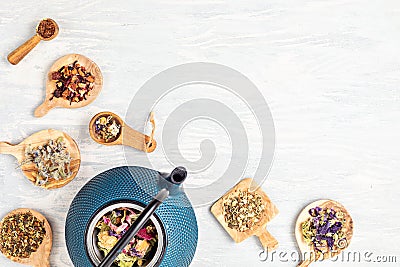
[0, 212, 46, 258]
[223, 189, 265, 232]
[96, 207, 158, 267]
[37, 19, 56, 39]
[301, 206, 347, 255]
[94, 115, 121, 143]
[50, 60, 95, 104]
[21, 137, 72, 186]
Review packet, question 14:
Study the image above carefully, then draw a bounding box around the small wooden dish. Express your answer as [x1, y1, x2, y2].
[34, 54, 103, 117]
[89, 111, 157, 153]
[295, 199, 354, 267]
[0, 208, 52, 267]
[211, 178, 279, 250]
[0, 129, 81, 189]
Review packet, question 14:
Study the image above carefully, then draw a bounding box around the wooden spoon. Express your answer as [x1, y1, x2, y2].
[0, 129, 81, 189]
[8, 18, 59, 65]
[295, 199, 354, 267]
[34, 54, 103, 117]
[0, 208, 52, 267]
[89, 111, 157, 153]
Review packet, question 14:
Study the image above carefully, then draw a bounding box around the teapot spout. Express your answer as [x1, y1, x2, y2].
[165, 166, 187, 185]
[157, 166, 187, 196]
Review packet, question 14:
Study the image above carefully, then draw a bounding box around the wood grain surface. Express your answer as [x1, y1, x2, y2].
[0, 1, 400, 266]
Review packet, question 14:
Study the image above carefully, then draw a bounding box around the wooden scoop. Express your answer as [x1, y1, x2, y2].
[34, 54, 103, 117]
[89, 111, 157, 153]
[8, 18, 59, 65]
[295, 199, 354, 267]
[0, 129, 81, 189]
[0, 208, 52, 267]
[211, 178, 279, 251]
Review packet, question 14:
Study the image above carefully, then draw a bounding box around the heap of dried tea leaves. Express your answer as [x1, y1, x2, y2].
[21, 137, 72, 186]
[223, 189, 265, 232]
[37, 19, 56, 39]
[94, 115, 121, 143]
[50, 60, 95, 104]
[0, 212, 46, 258]
[301, 206, 347, 254]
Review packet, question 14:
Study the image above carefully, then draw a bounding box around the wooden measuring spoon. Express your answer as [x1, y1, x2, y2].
[0, 129, 81, 189]
[0, 208, 52, 267]
[89, 111, 157, 153]
[295, 199, 354, 267]
[34, 54, 103, 117]
[8, 18, 59, 65]
[211, 178, 279, 251]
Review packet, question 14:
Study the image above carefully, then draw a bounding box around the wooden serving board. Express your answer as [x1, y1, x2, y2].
[211, 178, 279, 250]
[34, 54, 103, 117]
[0, 208, 52, 267]
[0, 129, 81, 189]
[295, 199, 354, 267]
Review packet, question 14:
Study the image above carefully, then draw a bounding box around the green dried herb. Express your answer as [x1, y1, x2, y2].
[0, 212, 46, 258]
[21, 137, 72, 186]
[223, 189, 265, 232]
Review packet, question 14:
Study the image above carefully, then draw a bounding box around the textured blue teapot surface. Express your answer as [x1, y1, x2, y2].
[66, 166, 198, 267]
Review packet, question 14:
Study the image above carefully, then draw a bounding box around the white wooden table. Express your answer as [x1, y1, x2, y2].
[1, 1, 399, 266]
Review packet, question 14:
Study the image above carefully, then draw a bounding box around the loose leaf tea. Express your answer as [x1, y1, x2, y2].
[21, 137, 72, 186]
[96, 207, 158, 267]
[223, 189, 265, 232]
[0, 212, 46, 258]
[94, 115, 121, 143]
[50, 60, 95, 104]
[301, 206, 348, 255]
[37, 19, 56, 39]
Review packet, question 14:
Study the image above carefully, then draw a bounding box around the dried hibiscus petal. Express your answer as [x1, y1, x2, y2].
[50, 60, 95, 103]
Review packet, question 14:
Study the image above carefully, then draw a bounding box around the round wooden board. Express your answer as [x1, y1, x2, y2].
[0, 129, 81, 189]
[295, 199, 354, 266]
[0, 208, 52, 267]
[34, 54, 103, 117]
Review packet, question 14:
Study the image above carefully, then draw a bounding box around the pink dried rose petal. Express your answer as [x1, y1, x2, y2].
[137, 228, 153, 240]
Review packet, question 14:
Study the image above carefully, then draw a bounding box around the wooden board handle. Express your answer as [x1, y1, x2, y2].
[34, 101, 54, 117]
[297, 259, 312, 267]
[256, 229, 278, 251]
[8, 35, 41, 65]
[0, 142, 15, 155]
[34, 259, 50, 267]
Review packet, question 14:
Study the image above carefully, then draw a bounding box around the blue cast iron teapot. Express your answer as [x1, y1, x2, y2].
[65, 166, 198, 267]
